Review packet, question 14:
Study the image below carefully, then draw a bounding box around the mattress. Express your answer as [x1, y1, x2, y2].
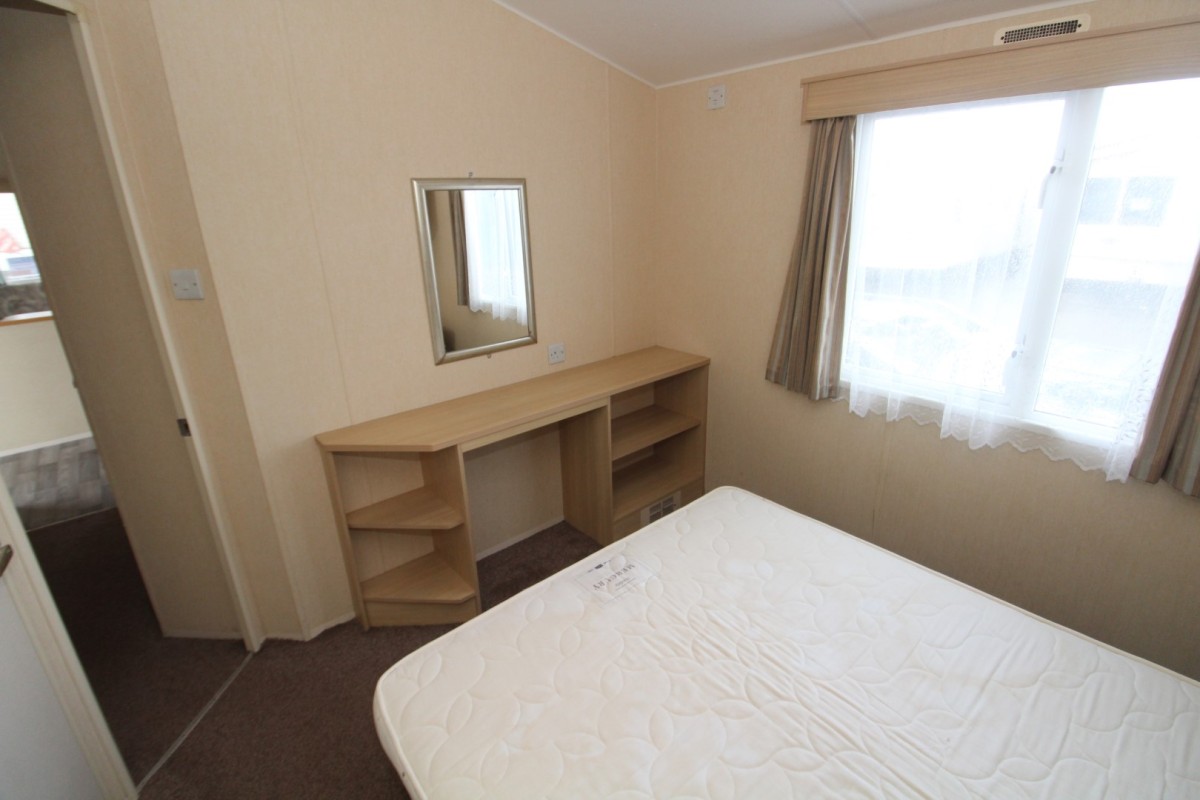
[374, 486, 1200, 799]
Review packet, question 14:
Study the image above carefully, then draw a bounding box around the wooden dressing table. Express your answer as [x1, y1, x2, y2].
[316, 346, 709, 627]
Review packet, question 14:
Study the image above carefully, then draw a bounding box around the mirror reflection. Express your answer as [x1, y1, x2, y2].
[413, 178, 535, 363]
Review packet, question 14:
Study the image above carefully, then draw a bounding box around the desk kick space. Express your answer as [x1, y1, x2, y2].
[316, 347, 709, 628]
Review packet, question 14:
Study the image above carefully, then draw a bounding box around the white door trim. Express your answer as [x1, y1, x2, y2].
[0, 490, 135, 799]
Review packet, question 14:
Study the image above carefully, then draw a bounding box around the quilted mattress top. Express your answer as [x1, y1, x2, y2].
[374, 486, 1200, 799]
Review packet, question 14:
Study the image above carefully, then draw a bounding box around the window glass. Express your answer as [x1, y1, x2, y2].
[843, 78, 1200, 463]
[0, 193, 39, 286]
[0, 193, 50, 321]
[848, 97, 1063, 396]
[1036, 80, 1200, 428]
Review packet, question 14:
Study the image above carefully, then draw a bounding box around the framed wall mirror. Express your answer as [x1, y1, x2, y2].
[412, 178, 535, 363]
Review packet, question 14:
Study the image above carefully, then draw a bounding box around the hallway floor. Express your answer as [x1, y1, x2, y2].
[0, 436, 114, 529]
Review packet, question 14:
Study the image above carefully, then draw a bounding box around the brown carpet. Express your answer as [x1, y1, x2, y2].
[28, 508, 247, 784]
[139, 521, 601, 799]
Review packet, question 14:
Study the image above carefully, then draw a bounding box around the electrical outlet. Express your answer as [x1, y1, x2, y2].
[548, 343, 566, 365]
[707, 84, 726, 110]
[169, 268, 204, 300]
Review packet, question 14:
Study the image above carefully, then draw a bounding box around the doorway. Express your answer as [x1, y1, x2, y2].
[0, 0, 250, 789]
[0, 328, 245, 786]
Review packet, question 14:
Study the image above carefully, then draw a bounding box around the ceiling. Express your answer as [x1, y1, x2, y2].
[492, 0, 1086, 87]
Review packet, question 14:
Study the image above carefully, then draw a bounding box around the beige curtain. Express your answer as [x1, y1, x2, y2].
[1131, 249, 1200, 497]
[766, 116, 856, 400]
[449, 190, 470, 306]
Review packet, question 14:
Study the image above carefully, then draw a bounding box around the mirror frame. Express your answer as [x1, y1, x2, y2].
[412, 177, 536, 364]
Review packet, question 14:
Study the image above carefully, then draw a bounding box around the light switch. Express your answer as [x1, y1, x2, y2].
[170, 268, 204, 300]
[707, 84, 726, 110]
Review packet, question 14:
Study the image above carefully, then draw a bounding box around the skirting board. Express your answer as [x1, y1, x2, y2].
[291, 610, 357, 644]
[159, 627, 247, 641]
[474, 516, 564, 560]
[0, 432, 93, 459]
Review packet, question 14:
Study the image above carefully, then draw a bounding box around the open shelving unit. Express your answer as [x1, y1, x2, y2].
[317, 445, 479, 627]
[610, 406, 698, 461]
[345, 486, 463, 531]
[608, 362, 708, 538]
[316, 346, 708, 628]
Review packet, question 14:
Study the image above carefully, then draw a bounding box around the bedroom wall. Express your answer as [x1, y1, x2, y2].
[0, 319, 90, 454]
[69, 0, 300, 639]
[142, 0, 657, 634]
[654, 0, 1200, 679]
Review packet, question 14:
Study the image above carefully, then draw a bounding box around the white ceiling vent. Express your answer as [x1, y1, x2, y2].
[994, 14, 1090, 46]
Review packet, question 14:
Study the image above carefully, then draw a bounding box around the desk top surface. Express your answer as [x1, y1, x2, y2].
[315, 346, 708, 453]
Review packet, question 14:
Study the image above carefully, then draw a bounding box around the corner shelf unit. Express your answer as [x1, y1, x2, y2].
[316, 346, 708, 628]
[345, 486, 463, 531]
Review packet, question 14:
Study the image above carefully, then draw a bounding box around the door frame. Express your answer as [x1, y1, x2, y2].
[0, 486, 132, 797]
[1, 1, 262, 795]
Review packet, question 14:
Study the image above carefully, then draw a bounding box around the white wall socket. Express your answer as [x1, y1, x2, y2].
[707, 84, 726, 110]
[548, 343, 566, 365]
[169, 268, 204, 300]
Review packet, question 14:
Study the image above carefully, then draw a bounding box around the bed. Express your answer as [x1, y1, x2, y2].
[374, 486, 1200, 799]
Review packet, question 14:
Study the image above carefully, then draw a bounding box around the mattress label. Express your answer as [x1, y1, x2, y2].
[573, 555, 652, 602]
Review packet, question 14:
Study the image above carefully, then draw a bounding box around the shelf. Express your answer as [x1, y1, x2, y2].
[610, 405, 699, 461]
[612, 456, 703, 521]
[317, 347, 708, 627]
[346, 486, 463, 531]
[360, 552, 475, 605]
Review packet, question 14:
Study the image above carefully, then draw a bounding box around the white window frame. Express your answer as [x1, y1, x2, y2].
[842, 83, 1195, 453]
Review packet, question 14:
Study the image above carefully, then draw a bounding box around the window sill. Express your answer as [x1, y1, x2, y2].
[0, 311, 53, 328]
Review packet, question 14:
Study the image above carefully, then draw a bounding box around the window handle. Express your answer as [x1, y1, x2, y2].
[1038, 163, 1062, 209]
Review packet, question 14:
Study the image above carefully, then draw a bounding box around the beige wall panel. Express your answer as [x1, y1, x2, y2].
[608, 68, 657, 354]
[874, 419, 1200, 678]
[82, 0, 299, 637]
[745, 385, 886, 535]
[0, 320, 91, 453]
[655, 66, 809, 360]
[151, 0, 626, 632]
[272, 0, 615, 424]
[0, 7, 238, 636]
[653, 0, 1200, 679]
[464, 426, 564, 556]
[149, 0, 355, 632]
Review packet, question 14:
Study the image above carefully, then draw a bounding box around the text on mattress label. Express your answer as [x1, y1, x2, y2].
[573, 555, 652, 602]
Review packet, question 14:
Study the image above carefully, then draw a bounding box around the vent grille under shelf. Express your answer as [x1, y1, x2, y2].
[640, 491, 682, 526]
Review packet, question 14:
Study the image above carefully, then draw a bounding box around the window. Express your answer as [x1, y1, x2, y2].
[0, 193, 40, 286]
[461, 188, 529, 326]
[0, 192, 51, 322]
[842, 78, 1200, 478]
